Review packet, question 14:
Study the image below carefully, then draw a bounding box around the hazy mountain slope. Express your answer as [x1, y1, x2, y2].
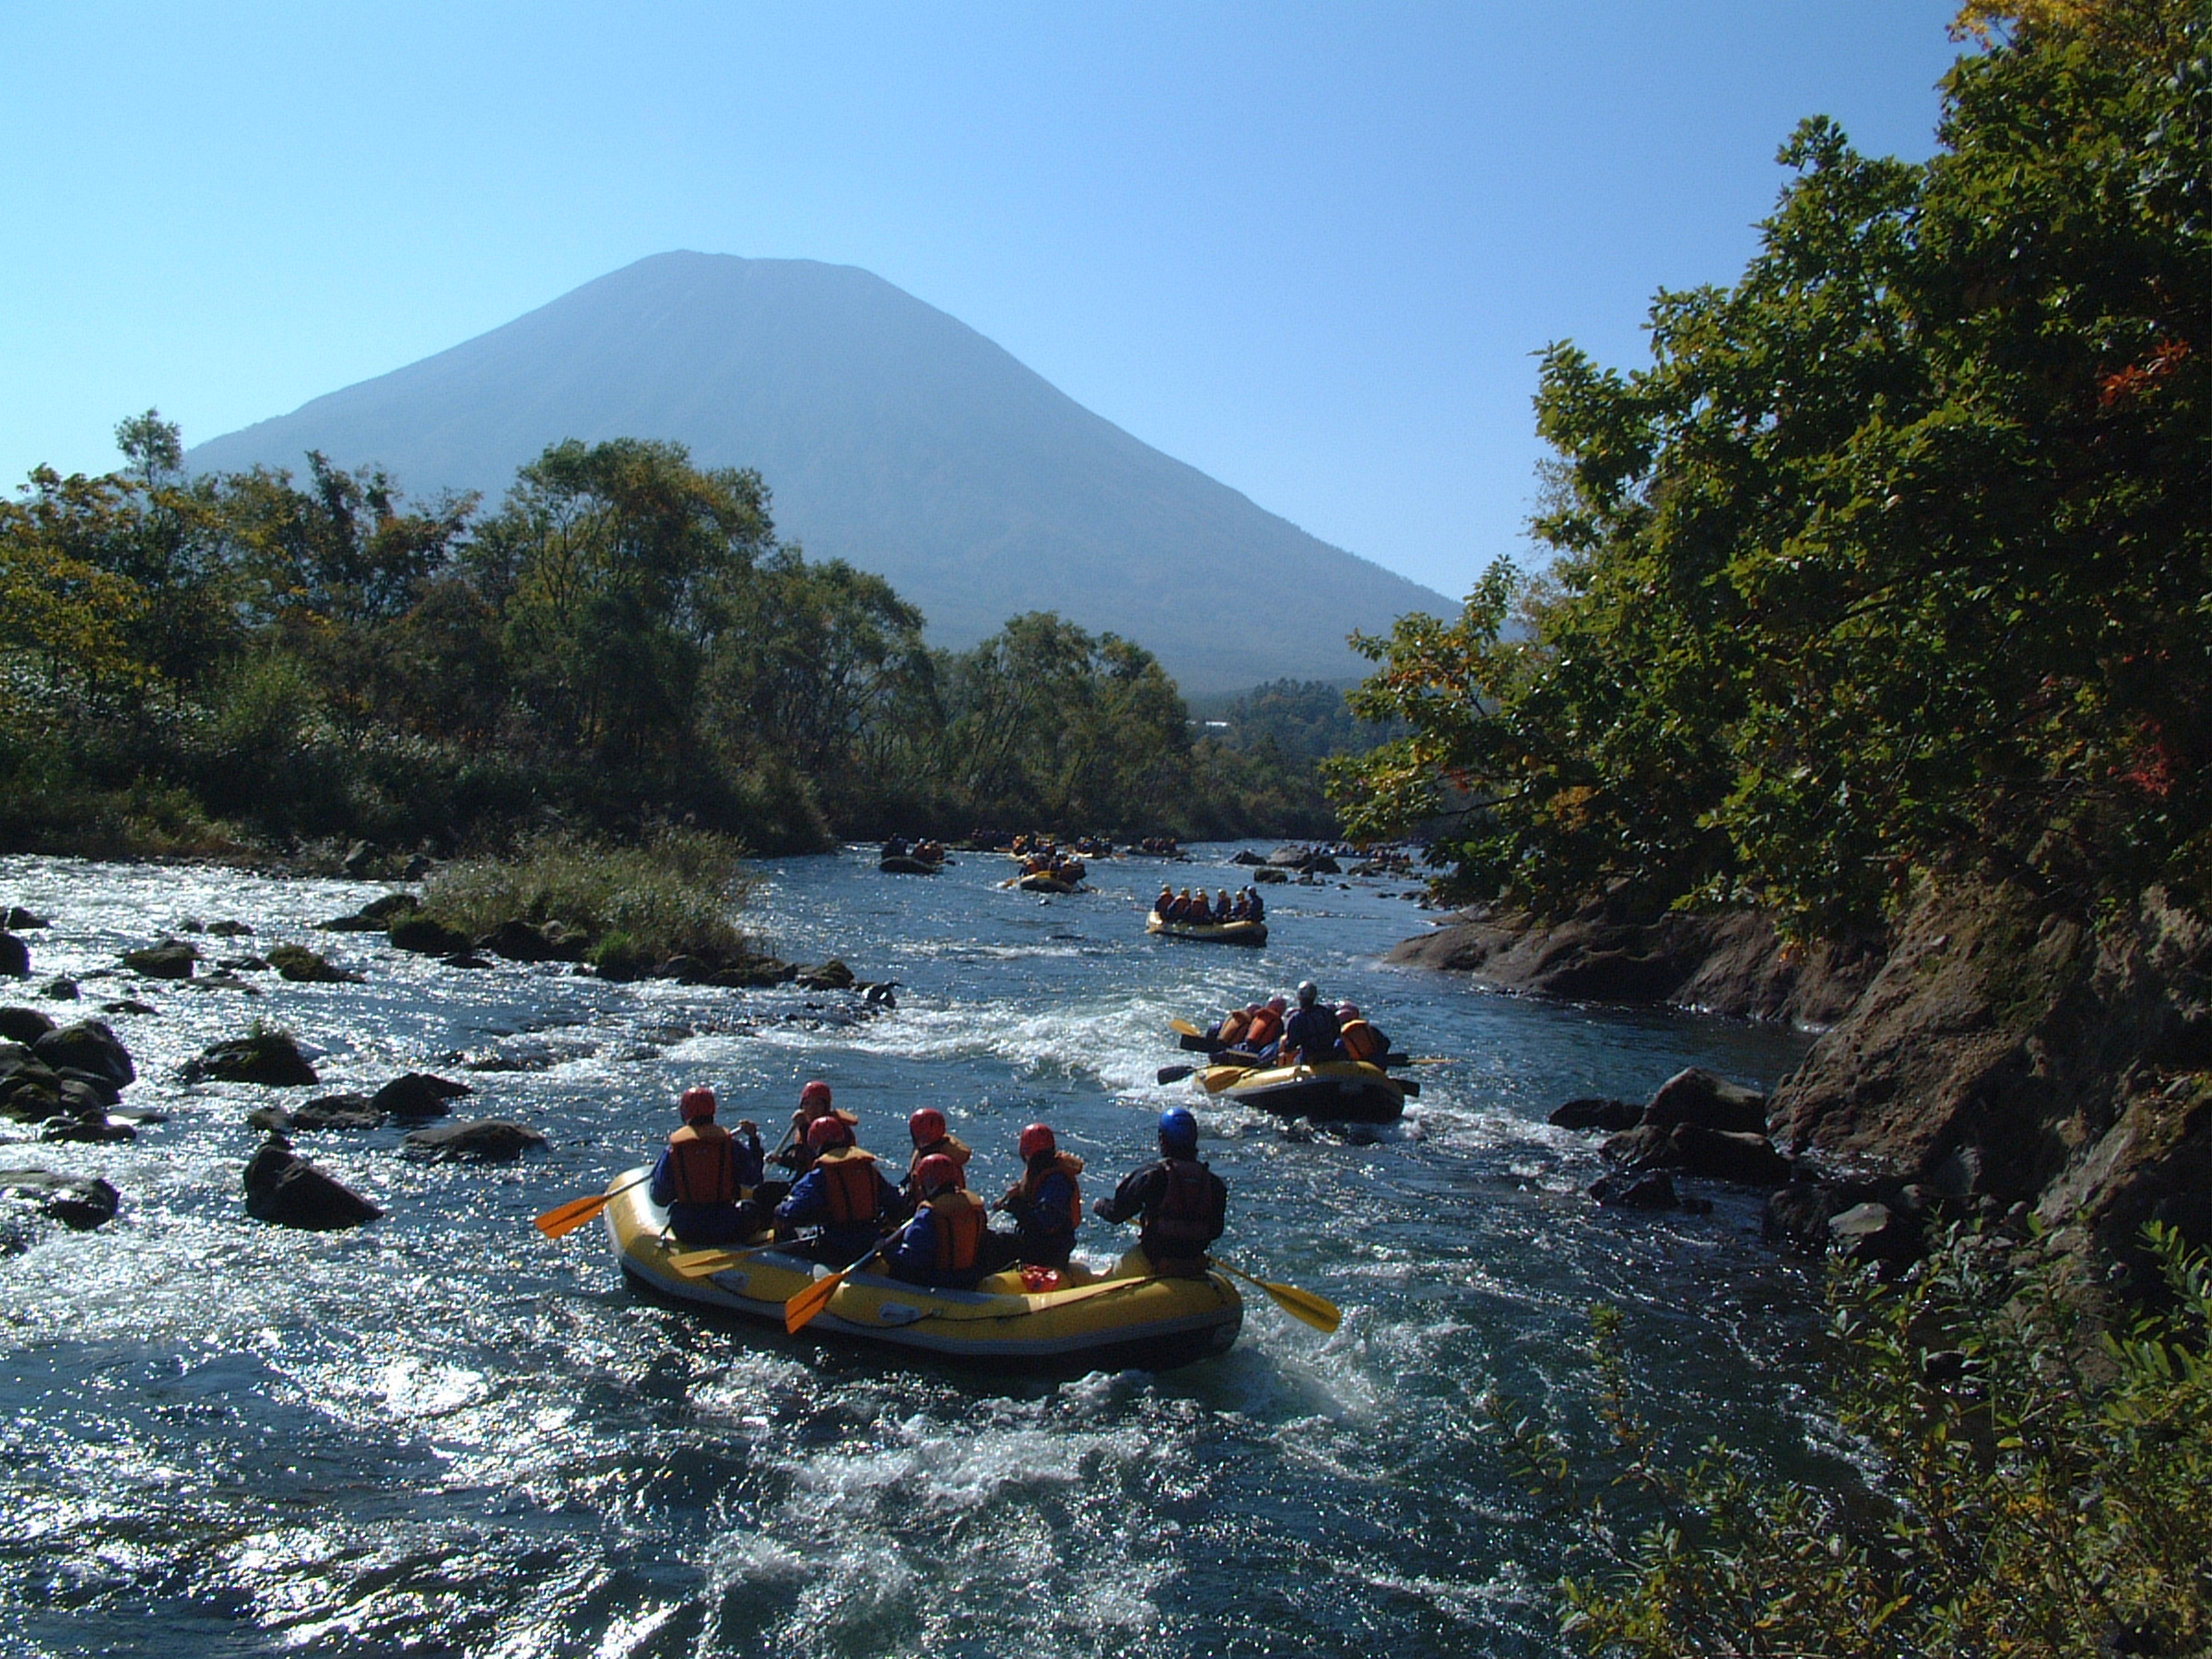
[189, 252, 1450, 693]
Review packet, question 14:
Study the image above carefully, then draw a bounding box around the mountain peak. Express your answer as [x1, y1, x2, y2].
[188, 253, 1449, 693]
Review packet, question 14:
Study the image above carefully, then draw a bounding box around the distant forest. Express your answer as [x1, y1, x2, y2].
[0, 423, 1378, 857]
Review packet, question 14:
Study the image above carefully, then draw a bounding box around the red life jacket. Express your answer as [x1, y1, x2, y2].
[816, 1147, 884, 1226]
[1017, 1151, 1085, 1231]
[666, 1124, 738, 1205]
[926, 1189, 986, 1272]
[1143, 1157, 1219, 1260]
[1339, 1018, 1386, 1062]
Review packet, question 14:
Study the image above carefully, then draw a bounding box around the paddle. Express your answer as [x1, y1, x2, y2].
[665, 1240, 794, 1276]
[1157, 1064, 1197, 1085]
[1210, 1259, 1343, 1334]
[534, 1172, 651, 1240]
[783, 1218, 918, 1334]
[1168, 1017, 1205, 1038]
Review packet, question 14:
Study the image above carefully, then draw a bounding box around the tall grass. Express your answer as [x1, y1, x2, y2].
[419, 828, 756, 970]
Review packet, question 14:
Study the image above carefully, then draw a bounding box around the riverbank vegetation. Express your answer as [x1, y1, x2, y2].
[1332, 0, 2211, 940]
[1500, 1222, 2212, 1657]
[0, 430, 1370, 859]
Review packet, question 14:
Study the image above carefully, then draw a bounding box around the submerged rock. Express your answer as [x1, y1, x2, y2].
[288, 1093, 386, 1131]
[403, 1119, 547, 1160]
[182, 1032, 318, 1087]
[1548, 1097, 1642, 1133]
[41, 978, 78, 1001]
[242, 1137, 381, 1230]
[0, 1168, 120, 1232]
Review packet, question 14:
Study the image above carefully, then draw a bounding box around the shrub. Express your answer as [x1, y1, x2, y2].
[1496, 1224, 2212, 1657]
[418, 828, 756, 969]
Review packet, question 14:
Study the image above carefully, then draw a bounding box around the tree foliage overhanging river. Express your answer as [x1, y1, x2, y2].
[2, 846, 1823, 1657]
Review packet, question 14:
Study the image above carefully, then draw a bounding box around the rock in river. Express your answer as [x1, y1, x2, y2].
[403, 1119, 547, 1161]
[0, 1006, 56, 1045]
[32, 1020, 136, 1090]
[370, 1072, 473, 1118]
[1548, 1096, 1642, 1133]
[265, 945, 365, 984]
[0, 933, 28, 978]
[1641, 1067, 1770, 1135]
[242, 1137, 381, 1230]
[124, 940, 200, 981]
[0, 1168, 121, 1233]
[183, 1031, 319, 1087]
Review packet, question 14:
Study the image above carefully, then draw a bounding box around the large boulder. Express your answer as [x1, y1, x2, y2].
[182, 1032, 318, 1087]
[0, 1007, 56, 1045]
[403, 1119, 547, 1160]
[1604, 1121, 1794, 1186]
[0, 1168, 120, 1232]
[124, 940, 199, 981]
[1828, 1200, 1924, 1271]
[1589, 1171, 1680, 1209]
[370, 1072, 472, 1118]
[796, 959, 856, 991]
[242, 1138, 381, 1230]
[1642, 1068, 1771, 1135]
[32, 1021, 135, 1089]
[0, 933, 28, 977]
[388, 915, 474, 955]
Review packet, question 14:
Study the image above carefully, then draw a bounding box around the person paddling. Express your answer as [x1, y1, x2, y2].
[1093, 1108, 1226, 1277]
[775, 1114, 899, 1265]
[897, 1107, 973, 1215]
[649, 1086, 762, 1247]
[884, 1154, 998, 1288]
[1000, 1122, 1084, 1269]
[774, 1077, 857, 1174]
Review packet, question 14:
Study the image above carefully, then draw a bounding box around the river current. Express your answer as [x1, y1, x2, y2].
[1, 845, 1830, 1658]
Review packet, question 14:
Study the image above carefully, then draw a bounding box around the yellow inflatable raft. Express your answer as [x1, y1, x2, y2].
[1199, 1059, 1408, 1124]
[602, 1171, 1242, 1372]
[1146, 909, 1267, 947]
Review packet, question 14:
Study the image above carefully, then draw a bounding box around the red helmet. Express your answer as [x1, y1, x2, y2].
[806, 1113, 853, 1153]
[1018, 1123, 1056, 1161]
[916, 1152, 964, 1196]
[909, 1107, 947, 1147]
[799, 1079, 833, 1112]
[678, 1086, 716, 1121]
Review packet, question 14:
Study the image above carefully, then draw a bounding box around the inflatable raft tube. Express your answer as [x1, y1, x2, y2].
[1016, 873, 1083, 893]
[1199, 1059, 1407, 1124]
[603, 1171, 1242, 1373]
[1145, 910, 1267, 947]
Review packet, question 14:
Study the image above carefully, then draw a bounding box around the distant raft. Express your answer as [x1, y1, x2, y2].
[1198, 1059, 1407, 1124]
[1146, 910, 1267, 947]
[1013, 873, 1087, 894]
[879, 854, 943, 875]
[602, 1171, 1242, 1374]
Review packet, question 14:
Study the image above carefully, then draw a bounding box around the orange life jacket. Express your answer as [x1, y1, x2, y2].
[926, 1189, 986, 1272]
[665, 1124, 738, 1205]
[1339, 1018, 1386, 1062]
[1016, 1150, 1085, 1232]
[907, 1133, 973, 1182]
[1217, 1009, 1253, 1047]
[1247, 1006, 1284, 1049]
[815, 1147, 884, 1226]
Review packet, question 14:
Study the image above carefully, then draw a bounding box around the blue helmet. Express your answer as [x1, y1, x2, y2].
[1158, 1107, 1198, 1153]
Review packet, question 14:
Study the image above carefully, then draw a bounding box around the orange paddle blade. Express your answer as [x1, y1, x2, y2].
[783, 1271, 846, 1334]
[534, 1190, 615, 1239]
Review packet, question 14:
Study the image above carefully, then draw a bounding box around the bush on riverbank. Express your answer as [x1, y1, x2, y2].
[418, 829, 756, 971]
[1499, 1222, 2212, 1657]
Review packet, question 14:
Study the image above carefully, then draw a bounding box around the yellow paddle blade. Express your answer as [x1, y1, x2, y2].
[534, 1190, 614, 1239]
[666, 1246, 750, 1275]
[783, 1270, 848, 1334]
[1214, 1260, 1342, 1334]
[1168, 1017, 1204, 1037]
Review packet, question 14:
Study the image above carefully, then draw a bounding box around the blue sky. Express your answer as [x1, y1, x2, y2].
[2, 2, 1964, 599]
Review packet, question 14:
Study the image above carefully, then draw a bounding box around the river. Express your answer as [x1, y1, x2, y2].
[1, 845, 1830, 1657]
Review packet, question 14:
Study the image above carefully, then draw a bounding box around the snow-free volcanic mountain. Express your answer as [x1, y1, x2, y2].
[189, 253, 1450, 694]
